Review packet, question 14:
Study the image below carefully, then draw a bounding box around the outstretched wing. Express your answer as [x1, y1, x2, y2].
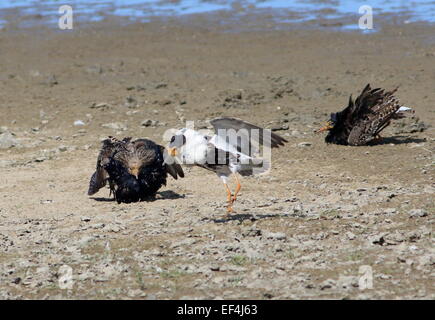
[348, 84, 410, 145]
[210, 117, 288, 157]
[87, 138, 117, 195]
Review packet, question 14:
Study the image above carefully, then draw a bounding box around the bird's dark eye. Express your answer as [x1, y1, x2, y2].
[170, 135, 186, 147]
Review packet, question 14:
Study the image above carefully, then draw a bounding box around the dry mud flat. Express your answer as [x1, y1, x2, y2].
[0, 18, 434, 299]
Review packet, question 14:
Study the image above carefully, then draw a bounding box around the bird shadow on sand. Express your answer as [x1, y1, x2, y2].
[368, 136, 426, 146]
[89, 190, 184, 202]
[89, 196, 115, 202]
[156, 190, 185, 200]
[209, 212, 289, 224]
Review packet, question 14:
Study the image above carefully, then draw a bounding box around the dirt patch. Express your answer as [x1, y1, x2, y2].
[0, 17, 433, 299]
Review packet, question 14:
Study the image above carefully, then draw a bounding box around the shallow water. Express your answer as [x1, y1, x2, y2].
[0, 0, 434, 30]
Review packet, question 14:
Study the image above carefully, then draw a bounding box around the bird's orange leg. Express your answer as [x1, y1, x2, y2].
[224, 183, 234, 214]
[232, 174, 241, 204]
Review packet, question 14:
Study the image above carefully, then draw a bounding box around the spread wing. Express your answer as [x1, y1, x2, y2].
[87, 137, 118, 195]
[348, 84, 410, 145]
[210, 117, 288, 157]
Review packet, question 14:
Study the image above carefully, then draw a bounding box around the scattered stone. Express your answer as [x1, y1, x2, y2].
[384, 208, 397, 214]
[74, 120, 85, 126]
[370, 234, 386, 246]
[78, 236, 96, 247]
[337, 276, 359, 289]
[58, 145, 68, 152]
[271, 124, 289, 131]
[156, 99, 172, 106]
[46, 74, 58, 87]
[320, 279, 335, 290]
[0, 132, 19, 149]
[290, 130, 302, 137]
[126, 110, 139, 116]
[86, 65, 103, 74]
[141, 119, 159, 127]
[264, 232, 287, 240]
[241, 227, 262, 237]
[91, 223, 106, 229]
[409, 209, 427, 218]
[103, 224, 122, 233]
[30, 70, 41, 77]
[216, 89, 264, 108]
[346, 232, 356, 240]
[101, 122, 127, 131]
[90, 102, 110, 110]
[298, 142, 312, 147]
[210, 265, 220, 272]
[124, 96, 138, 108]
[34, 156, 47, 163]
[127, 84, 146, 91]
[128, 289, 146, 297]
[155, 82, 167, 89]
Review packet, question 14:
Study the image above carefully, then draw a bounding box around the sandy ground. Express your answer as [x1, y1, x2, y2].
[0, 16, 434, 299]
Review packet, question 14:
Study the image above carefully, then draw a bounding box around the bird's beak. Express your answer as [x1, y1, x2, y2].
[167, 147, 177, 157]
[315, 121, 333, 133]
[129, 166, 139, 179]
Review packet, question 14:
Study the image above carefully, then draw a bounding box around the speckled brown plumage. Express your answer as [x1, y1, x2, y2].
[321, 84, 413, 146]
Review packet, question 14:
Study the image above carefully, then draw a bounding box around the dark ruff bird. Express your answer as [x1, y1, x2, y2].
[88, 137, 184, 203]
[317, 84, 413, 146]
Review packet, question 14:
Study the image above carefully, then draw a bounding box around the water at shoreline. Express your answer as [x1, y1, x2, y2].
[0, 0, 434, 31]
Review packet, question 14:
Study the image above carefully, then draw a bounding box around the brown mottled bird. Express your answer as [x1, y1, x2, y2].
[317, 84, 413, 145]
[88, 137, 184, 203]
